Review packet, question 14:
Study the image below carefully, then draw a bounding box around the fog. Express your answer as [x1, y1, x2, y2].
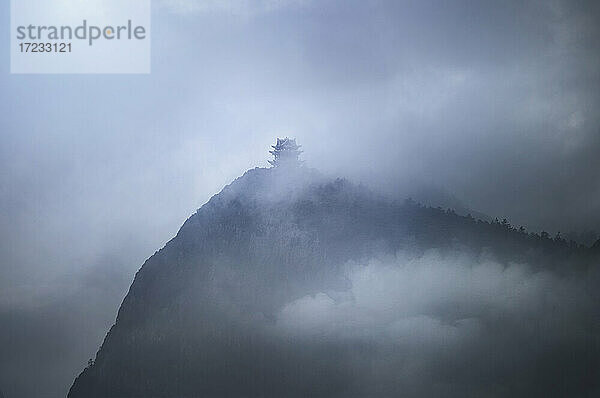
[1, 0, 600, 397]
[273, 250, 599, 396]
[278, 251, 592, 338]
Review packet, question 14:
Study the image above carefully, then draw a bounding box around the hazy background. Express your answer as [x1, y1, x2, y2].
[1, 0, 599, 397]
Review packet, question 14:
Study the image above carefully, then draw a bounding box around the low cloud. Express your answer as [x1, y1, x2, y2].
[274, 250, 600, 396]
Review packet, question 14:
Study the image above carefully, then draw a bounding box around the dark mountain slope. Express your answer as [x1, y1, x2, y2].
[68, 166, 599, 398]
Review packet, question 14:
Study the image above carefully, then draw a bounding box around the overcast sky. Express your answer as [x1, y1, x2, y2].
[1, 1, 600, 397]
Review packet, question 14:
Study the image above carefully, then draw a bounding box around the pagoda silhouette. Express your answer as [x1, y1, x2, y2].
[268, 138, 303, 167]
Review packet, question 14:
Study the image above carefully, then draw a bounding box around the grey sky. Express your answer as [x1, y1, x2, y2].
[1, 0, 599, 397]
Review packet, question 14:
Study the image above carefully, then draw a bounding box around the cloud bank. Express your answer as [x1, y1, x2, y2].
[273, 250, 600, 397]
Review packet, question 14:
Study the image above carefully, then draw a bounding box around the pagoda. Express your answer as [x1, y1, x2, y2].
[268, 138, 303, 167]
